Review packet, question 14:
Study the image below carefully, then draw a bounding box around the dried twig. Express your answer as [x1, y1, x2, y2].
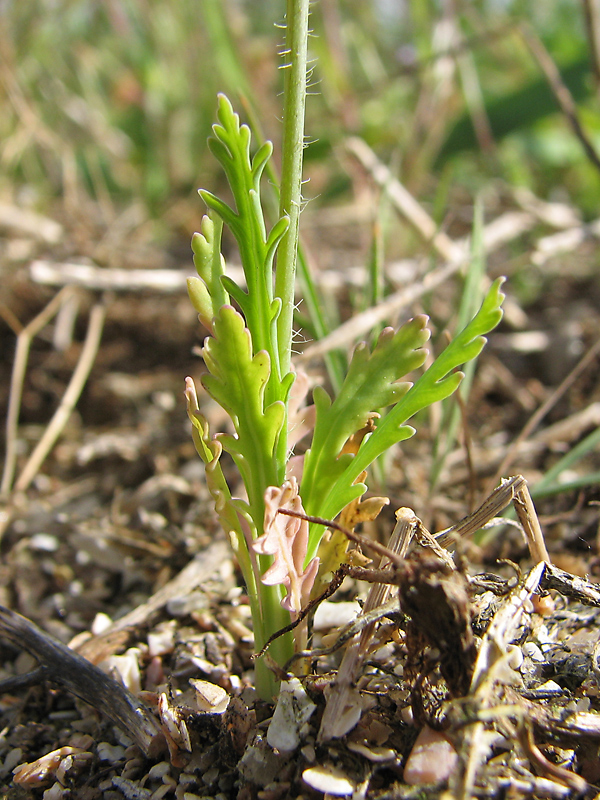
[346, 137, 464, 262]
[542, 563, 600, 606]
[299, 258, 462, 359]
[517, 719, 587, 795]
[29, 259, 241, 293]
[532, 216, 600, 266]
[0, 605, 166, 757]
[453, 562, 546, 800]
[441, 402, 600, 487]
[318, 508, 417, 742]
[436, 475, 550, 564]
[0, 203, 63, 243]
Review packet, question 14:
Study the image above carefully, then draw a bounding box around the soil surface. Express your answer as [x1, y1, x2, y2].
[1, 194, 600, 799]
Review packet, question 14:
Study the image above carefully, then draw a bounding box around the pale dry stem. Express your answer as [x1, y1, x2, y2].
[14, 302, 106, 493]
[1, 286, 76, 497]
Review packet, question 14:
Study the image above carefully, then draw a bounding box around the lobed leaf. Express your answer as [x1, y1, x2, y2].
[187, 276, 214, 333]
[191, 215, 229, 309]
[184, 378, 247, 552]
[201, 306, 286, 507]
[199, 94, 290, 390]
[305, 279, 506, 551]
[301, 315, 429, 518]
[188, 216, 230, 332]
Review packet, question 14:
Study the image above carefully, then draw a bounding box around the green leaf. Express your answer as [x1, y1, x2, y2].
[199, 189, 239, 233]
[200, 94, 290, 398]
[304, 278, 505, 559]
[252, 141, 273, 185]
[265, 215, 291, 268]
[188, 215, 230, 332]
[191, 214, 229, 311]
[201, 305, 285, 510]
[220, 275, 249, 309]
[184, 377, 246, 547]
[186, 276, 214, 332]
[301, 315, 430, 518]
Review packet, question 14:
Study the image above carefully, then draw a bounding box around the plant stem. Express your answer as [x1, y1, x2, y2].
[275, 0, 310, 378]
[255, 1, 312, 698]
[253, 580, 293, 700]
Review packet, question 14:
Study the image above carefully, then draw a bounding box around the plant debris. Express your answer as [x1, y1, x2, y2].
[2, 177, 600, 798]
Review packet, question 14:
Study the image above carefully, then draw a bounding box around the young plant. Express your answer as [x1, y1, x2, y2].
[185, 5, 505, 702]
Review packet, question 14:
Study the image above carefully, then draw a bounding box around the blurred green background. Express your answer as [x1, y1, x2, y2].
[1, 0, 598, 234]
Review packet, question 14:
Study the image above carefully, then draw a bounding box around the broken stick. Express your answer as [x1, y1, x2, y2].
[0, 605, 166, 757]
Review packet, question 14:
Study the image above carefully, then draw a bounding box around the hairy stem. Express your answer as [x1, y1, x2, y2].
[275, 0, 310, 378]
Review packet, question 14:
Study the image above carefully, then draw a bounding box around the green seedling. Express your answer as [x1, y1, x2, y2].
[185, 8, 505, 701]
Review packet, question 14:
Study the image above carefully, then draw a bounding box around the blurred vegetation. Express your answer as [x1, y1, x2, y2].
[1, 0, 599, 228]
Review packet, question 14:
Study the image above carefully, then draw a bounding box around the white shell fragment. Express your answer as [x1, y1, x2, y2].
[100, 648, 142, 694]
[403, 726, 458, 785]
[347, 741, 396, 763]
[158, 693, 192, 752]
[313, 601, 362, 631]
[267, 677, 316, 752]
[189, 679, 230, 714]
[96, 742, 126, 762]
[318, 682, 364, 742]
[302, 764, 355, 796]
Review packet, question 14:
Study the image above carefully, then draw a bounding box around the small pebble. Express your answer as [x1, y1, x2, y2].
[301, 744, 315, 763]
[68, 734, 94, 750]
[91, 612, 113, 635]
[202, 766, 220, 785]
[576, 697, 591, 712]
[507, 644, 524, 670]
[97, 742, 126, 763]
[302, 765, 355, 796]
[522, 642, 544, 662]
[178, 773, 198, 787]
[190, 679, 229, 714]
[148, 761, 171, 780]
[29, 533, 59, 552]
[3, 747, 24, 773]
[536, 679, 562, 693]
[42, 783, 66, 800]
[148, 623, 176, 657]
[403, 726, 458, 785]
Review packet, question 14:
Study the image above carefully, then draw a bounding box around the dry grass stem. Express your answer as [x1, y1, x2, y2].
[346, 137, 464, 262]
[520, 24, 600, 175]
[455, 562, 546, 799]
[1, 287, 76, 497]
[490, 337, 600, 488]
[14, 303, 106, 493]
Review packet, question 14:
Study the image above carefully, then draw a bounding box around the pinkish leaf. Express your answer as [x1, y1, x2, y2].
[253, 478, 319, 617]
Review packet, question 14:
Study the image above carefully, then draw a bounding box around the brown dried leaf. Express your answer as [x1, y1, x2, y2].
[12, 747, 90, 786]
